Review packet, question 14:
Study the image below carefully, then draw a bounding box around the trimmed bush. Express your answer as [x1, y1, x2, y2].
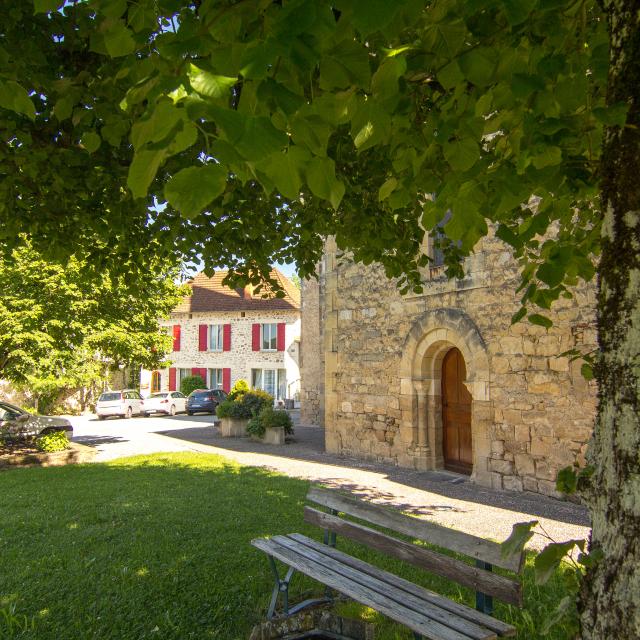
[227, 379, 249, 401]
[180, 375, 206, 396]
[36, 431, 69, 453]
[216, 388, 273, 420]
[246, 406, 294, 438]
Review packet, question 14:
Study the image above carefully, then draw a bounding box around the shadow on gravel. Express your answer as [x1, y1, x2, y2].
[157, 424, 590, 528]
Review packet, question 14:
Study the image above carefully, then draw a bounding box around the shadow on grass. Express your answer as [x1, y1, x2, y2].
[0, 453, 577, 640]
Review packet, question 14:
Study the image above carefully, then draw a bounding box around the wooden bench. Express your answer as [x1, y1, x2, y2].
[251, 487, 525, 640]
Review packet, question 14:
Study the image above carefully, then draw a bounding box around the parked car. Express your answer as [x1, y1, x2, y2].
[96, 390, 147, 419]
[0, 401, 73, 441]
[186, 389, 227, 415]
[144, 391, 187, 416]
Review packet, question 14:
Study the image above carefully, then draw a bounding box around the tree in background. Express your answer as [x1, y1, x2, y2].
[0, 244, 187, 412]
[1, 1, 638, 634]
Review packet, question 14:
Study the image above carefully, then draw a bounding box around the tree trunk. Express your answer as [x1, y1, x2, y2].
[580, 1, 640, 636]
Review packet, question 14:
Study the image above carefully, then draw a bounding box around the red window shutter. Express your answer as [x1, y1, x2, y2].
[198, 325, 208, 351]
[172, 325, 181, 351]
[222, 368, 231, 393]
[277, 322, 286, 351]
[192, 367, 207, 384]
[252, 323, 261, 351]
[168, 368, 176, 391]
[223, 324, 231, 351]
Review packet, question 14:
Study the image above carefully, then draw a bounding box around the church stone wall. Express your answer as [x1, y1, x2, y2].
[321, 231, 597, 497]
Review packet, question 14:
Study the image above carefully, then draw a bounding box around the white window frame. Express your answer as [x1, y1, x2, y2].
[251, 368, 287, 399]
[261, 323, 278, 351]
[209, 324, 224, 352]
[178, 368, 191, 383]
[208, 368, 223, 390]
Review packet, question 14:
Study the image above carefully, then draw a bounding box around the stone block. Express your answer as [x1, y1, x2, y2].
[530, 437, 553, 457]
[514, 453, 535, 476]
[535, 459, 557, 481]
[508, 355, 528, 371]
[490, 472, 503, 490]
[527, 380, 561, 395]
[341, 401, 352, 413]
[259, 426, 285, 445]
[491, 440, 505, 456]
[523, 476, 539, 492]
[503, 476, 524, 492]
[514, 424, 530, 443]
[499, 337, 523, 354]
[549, 356, 570, 372]
[503, 409, 522, 424]
[523, 339, 537, 355]
[492, 356, 510, 374]
[537, 479, 560, 497]
[490, 459, 514, 474]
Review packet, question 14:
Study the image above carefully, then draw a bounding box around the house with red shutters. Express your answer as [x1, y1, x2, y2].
[139, 269, 301, 402]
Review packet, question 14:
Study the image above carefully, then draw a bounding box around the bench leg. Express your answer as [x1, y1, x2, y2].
[475, 561, 494, 615]
[267, 556, 296, 619]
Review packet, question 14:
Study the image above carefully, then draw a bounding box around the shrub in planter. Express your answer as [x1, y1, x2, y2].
[228, 379, 249, 401]
[216, 399, 250, 419]
[241, 389, 273, 417]
[246, 406, 294, 438]
[180, 375, 206, 396]
[36, 431, 69, 453]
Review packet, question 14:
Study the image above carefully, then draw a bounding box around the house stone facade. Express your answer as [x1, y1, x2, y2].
[301, 234, 597, 497]
[141, 270, 300, 401]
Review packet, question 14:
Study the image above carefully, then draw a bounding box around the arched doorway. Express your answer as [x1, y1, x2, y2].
[151, 371, 161, 393]
[442, 348, 472, 474]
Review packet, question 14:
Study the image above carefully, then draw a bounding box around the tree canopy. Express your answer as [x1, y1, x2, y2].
[0, 243, 186, 408]
[1, 0, 610, 307]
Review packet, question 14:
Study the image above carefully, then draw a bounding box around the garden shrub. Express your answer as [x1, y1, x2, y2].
[180, 375, 206, 396]
[227, 379, 249, 401]
[216, 399, 249, 419]
[246, 406, 294, 438]
[36, 431, 69, 453]
[216, 388, 273, 420]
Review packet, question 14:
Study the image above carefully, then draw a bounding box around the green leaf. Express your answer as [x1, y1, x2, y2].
[320, 40, 371, 90]
[345, 0, 400, 36]
[236, 116, 288, 161]
[165, 164, 227, 218]
[188, 65, 237, 100]
[500, 0, 538, 26]
[556, 466, 578, 494]
[33, 0, 63, 13]
[290, 114, 331, 156]
[260, 147, 310, 200]
[443, 138, 480, 171]
[53, 96, 73, 121]
[80, 131, 101, 154]
[459, 49, 497, 87]
[501, 521, 538, 559]
[581, 363, 594, 381]
[438, 61, 464, 91]
[511, 307, 527, 324]
[131, 102, 183, 149]
[534, 540, 583, 585]
[378, 177, 398, 202]
[103, 20, 136, 58]
[0, 80, 36, 120]
[307, 157, 345, 209]
[127, 149, 166, 199]
[351, 100, 391, 151]
[532, 146, 562, 170]
[528, 313, 553, 329]
[592, 102, 629, 127]
[371, 57, 406, 98]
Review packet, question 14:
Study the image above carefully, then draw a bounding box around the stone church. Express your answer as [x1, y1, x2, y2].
[300, 232, 597, 497]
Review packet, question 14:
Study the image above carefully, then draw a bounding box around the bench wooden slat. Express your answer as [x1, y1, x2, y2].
[304, 507, 523, 607]
[275, 534, 498, 640]
[252, 536, 496, 640]
[307, 487, 523, 573]
[288, 534, 516, 638]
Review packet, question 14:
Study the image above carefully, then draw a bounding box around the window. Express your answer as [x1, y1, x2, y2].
[179, 368, 191, 383]
[261, 323, 278, 350]
[209, 324, 224, 351]
[151, 371, 162, 393]
[252, 368, 287, 399]
[208, 368, 223, 390]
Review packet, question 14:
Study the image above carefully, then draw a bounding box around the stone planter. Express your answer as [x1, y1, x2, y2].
[252, 426, 285, 445]
[0, 442, 97, 470]
[220, 417, 249, 437]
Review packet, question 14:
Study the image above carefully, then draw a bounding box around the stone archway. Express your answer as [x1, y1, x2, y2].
[397, 308, 492, 486]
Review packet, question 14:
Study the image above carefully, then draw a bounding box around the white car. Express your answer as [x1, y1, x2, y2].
[144, 391, 187, 416]
[96, 390, 147, 420]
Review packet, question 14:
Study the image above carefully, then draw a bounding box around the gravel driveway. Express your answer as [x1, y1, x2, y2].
[70, 412, 590, 550]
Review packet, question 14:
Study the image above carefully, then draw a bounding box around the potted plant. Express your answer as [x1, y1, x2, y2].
[246, 405, 294, 445]
[216, 389, 273, 437]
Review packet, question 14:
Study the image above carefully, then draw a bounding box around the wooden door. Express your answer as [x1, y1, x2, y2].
[442, 348, 473, 474]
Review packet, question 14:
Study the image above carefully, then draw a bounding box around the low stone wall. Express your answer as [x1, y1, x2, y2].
[0, 442, 97, 469]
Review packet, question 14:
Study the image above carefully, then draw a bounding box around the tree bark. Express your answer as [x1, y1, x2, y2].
[580, 0, 640, 637]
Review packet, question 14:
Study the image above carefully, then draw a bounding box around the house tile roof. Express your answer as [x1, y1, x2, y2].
[173, 269, 300, 313]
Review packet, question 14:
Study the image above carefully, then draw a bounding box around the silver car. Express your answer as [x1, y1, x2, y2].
[0, 401, 73, 441]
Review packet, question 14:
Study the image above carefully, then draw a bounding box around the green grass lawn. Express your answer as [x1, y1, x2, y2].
[0, 453, 577, 639]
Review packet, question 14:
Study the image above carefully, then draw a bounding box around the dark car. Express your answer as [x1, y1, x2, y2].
[186, 389, 227, 415]
[0, 401, 73, 441]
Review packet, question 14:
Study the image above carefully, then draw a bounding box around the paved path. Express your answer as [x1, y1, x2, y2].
[70, 413, 590, 551]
